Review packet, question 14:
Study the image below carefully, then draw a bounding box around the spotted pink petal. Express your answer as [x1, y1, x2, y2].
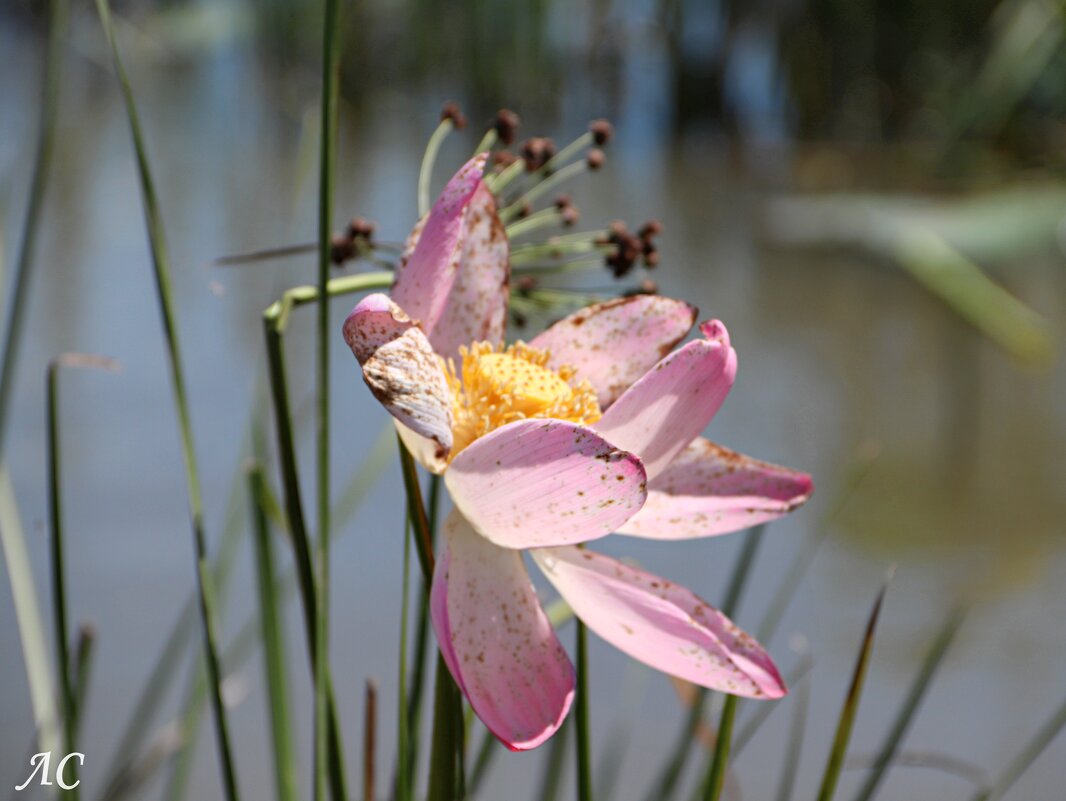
[431, 510, 574, 751]
[530, 295, 697, 408]
[425, 182, 510, 361]
[594, 320, 736, 480]
[617, 438, 814, 539]
[342, 293, 453, 456]
[532, 546, 786, 699]
[392, 154, 489, 338]
[444, 419, 647, 549]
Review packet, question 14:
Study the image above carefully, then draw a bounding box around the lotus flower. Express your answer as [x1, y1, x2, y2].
[343, 154, 813, 750]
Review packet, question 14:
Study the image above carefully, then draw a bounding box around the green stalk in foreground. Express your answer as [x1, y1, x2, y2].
[249, 465, 300, 801]
[0, 0, 67, 761]
[815, 580, 890, 801]
[575, 621, 593, 801]
[48, 354, 119, 799]
[697, 695, 736, 801]
[93, 2, 240, 798]
[313, 0, 342, 796]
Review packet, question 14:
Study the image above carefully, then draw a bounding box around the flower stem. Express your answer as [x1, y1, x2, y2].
[697, 696, 736, 801]
[314, 0, 342, 797]
[248, 465, 300, 801]
[575, 621, 593, 801]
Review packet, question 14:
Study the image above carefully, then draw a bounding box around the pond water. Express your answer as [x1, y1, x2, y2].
[1, 14, 1064, 801]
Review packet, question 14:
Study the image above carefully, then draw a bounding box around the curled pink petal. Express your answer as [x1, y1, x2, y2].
[618, 437, 814, 539]
[594, 319, 736, 479]
[530, 295, 697, 408]
[426, 182, 510, 361]
[392, 154, 489, 337]
[444, 419, 647, 549]
[431, 510, 574, 751]
[342, 293, 453, 455]
[532, 546, 786, 699]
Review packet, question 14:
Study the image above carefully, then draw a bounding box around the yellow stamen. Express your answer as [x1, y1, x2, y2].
[444, 341, 601, 458]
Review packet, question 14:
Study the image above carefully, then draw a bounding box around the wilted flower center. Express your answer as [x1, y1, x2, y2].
[444, 341, 601, 458]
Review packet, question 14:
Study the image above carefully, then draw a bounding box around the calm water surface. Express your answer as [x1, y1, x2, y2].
[1, 19, 1064, 801]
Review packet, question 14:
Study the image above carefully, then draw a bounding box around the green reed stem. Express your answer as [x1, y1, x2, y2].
[46, 361, 77, 800]
[396, 440, 435, 582]
[250, 465, 300, 801]
[575, 621, 593, 801]
[646, 526, 765, 801]
[426, 657, 462, 801]
[0, 0, 67, 456]
[71, 623, 96, 736]
[815, 581, 889, 801]
[970, 695, 1066, 801]
[697, 696, 736, 801]
[403, 474, 441, 792]
[852, 608, 965, 801]
[466, 728, 497, 798]
[314, 1, 342, 798]
[365, 681, 378, 801]
[774, 668, 810, 801]
[263, 314, 349, 801]
[419, 119, 455, 217]
[94, 2, 241, 797]
[0, 0, 66, 763]
[536, 716, 570, 801]
[395, 519, 413, 801]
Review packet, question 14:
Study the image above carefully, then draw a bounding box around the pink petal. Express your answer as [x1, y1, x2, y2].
[444, 419, 647, 549]
[594, 320, 736, 480]
[425, 182, 510, 361]
[392, 154, 489, 338]
[431, 510, 574, 751]
[530, 295, 697, 408]
[532, 546, 786, 699]
[618, 438, 813, 539]
[342, 293, 453, 456]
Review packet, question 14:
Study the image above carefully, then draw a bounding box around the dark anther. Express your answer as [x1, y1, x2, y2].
[330, 233, 356, 265]
[492, 151, 518, 170]
[603, 220, 643, 278]
[643, 248, 660, 268]
[494, 109, 520, 145]
[554, 194, 572, 210]
[638, 219, 662, 240]
[441, 101, 467, 129]
[516, 275, 538, 294]
[510, 309, 528, 329]
[347, 216, 376, 242]
[586, 148, 606, 171]
[590, 119, 614, 146]
[516, 202, 533, 219]
[521, 137, 555, 171]
[560, 205, 580, 227]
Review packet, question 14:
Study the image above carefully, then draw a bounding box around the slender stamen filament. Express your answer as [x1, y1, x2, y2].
[473, 128, 498, 155]
[418, 118, 455, 216]
[500, 160, 588, 222]
[486, 158, 525, 194]
[537, 131, 593, 179]
[510, 239, 615, 265]
[505, 207, 569, 238]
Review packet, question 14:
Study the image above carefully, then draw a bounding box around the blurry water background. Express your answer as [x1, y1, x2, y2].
[0, 1, 1064, 799]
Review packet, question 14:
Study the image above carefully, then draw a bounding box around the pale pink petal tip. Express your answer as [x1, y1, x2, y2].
[341, 293, 453, 453]
[530, 295, 698, 408]
[533, 546, 787, 700]
[618, 437, 814, 540]
[431, 511, 575, 750]
[700, 318, 729, 345]
[445, 419, 648, 550]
